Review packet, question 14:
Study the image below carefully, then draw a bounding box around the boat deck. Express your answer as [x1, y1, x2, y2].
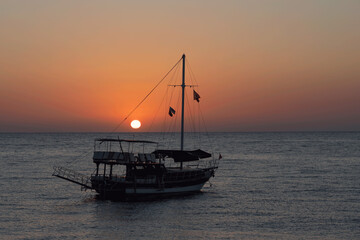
[93, 151, 158, 164]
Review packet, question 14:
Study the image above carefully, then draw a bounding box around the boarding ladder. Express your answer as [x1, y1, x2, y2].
[52, 166, 93, 190]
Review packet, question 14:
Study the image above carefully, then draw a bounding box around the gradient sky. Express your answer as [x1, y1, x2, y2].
[1, 0, 359, 132]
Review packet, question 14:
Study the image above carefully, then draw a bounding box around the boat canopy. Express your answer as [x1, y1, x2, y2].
[152, 149, 211, 162]
[95, 138, 158, 144]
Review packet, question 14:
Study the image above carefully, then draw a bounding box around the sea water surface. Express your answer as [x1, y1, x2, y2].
[0, 132, 359, 239]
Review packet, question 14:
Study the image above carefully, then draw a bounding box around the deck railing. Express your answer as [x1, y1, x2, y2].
[52, 166, 93, 190]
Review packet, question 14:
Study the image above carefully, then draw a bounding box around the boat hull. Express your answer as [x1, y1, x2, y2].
[124, 182, 205, 194]
[91, 167, 215, 200]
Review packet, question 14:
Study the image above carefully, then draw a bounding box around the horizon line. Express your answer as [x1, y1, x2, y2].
[1, 130, 359, 134]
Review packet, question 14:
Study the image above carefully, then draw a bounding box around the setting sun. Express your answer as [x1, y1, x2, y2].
[130, 120, 141, 129]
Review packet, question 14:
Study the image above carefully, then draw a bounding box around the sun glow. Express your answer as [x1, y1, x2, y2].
[130, 120, 141, 129]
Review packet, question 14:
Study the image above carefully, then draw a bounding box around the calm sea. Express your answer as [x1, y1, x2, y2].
[0, 132, 359, 239]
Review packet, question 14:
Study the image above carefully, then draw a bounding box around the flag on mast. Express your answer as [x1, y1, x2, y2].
[168, 106, 176, 117]
[193, 90, 200, 102]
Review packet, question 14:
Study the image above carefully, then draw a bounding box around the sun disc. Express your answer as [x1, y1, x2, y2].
[130, 120, 141, 129]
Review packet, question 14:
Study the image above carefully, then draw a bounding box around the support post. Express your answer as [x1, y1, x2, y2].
[110, 164, 113, 179]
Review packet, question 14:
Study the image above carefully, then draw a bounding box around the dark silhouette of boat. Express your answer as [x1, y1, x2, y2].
[53, 54, 219, 200]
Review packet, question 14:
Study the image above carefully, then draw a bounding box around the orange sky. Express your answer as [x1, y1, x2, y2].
[0, 0, 359, 132]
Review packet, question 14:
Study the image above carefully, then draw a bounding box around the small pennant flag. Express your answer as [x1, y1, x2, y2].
[193, 90, 200, 102]
[168, 106, 176, 117]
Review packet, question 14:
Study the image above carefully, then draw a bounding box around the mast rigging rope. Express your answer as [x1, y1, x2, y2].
[111, 56, 183, 133]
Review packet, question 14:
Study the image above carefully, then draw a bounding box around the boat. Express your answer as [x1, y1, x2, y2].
[53, 54, 219, 200]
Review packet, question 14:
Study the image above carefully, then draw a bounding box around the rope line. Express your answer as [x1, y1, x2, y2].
[110, 56, 183, 133]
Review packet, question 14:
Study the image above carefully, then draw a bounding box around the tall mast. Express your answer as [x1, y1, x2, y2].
[180, 54, 185, 169]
